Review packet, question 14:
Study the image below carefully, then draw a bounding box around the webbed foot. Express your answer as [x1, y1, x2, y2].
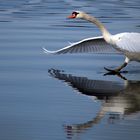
[104, 67, 127, 80]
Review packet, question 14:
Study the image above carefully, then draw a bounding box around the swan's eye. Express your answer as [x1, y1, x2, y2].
[72, 12, 79, 17]
[68, 12, 79, 19]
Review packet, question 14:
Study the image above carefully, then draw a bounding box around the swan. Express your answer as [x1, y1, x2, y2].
[43, 11, 140, 72]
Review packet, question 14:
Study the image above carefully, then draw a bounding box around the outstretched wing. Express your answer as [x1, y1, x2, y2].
[43, 36, 119, 54]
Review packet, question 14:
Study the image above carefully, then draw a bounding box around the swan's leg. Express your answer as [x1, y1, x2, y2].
[104, 57, 130, 73]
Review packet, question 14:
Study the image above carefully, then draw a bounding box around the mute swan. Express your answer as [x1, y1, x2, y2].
[43, 11, 140, 72]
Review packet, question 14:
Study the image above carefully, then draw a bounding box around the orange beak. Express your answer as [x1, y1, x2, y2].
[67, 14, 76, 19]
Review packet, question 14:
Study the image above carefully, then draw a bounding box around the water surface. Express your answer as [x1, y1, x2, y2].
[0, 0, 140, 140]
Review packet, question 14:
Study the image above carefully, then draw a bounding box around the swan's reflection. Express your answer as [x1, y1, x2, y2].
[48, 69, 140, 138]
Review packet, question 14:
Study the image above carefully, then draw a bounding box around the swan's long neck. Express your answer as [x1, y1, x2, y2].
[83, 13, 113, 44]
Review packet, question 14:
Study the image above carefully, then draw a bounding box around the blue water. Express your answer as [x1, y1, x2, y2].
[0, 0, 140, 140]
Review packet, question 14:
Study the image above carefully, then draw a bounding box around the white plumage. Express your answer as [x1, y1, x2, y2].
[43, 11, 140, 72]
[115, 33, 140, 53]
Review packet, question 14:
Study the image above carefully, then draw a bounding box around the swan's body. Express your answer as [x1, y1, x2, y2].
[43, 11, 140, 72]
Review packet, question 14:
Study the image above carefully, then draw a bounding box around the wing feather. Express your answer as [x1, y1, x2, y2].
[115, 33, 140, 53]
[43, 36, 118, 54]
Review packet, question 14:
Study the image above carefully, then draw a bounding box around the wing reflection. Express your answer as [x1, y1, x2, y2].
[48, 69, 140, 138]
[48, 69, 125, 99]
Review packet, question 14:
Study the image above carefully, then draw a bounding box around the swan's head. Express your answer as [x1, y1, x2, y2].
[68, 11, 85, 19]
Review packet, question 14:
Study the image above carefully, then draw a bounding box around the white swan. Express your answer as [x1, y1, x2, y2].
[43, 11, 140, 72]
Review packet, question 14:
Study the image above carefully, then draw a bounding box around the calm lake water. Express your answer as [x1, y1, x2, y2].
[0, 0, 140, 140]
